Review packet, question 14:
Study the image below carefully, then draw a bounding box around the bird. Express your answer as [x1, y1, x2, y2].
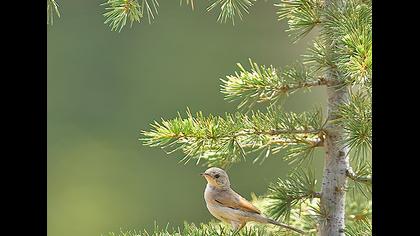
[201, 167, 305, 234]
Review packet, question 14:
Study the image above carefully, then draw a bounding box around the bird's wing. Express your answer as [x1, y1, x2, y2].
[214, 189, 261, 214]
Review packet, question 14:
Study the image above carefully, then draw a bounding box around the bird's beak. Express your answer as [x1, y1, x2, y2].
[201, 172, 216, 186]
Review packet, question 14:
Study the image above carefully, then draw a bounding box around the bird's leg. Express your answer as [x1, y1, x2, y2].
[231, 230, 240, 236]
[231, 222, 246, 236]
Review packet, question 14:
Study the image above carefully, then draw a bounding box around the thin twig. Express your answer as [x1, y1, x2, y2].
[167, 128, 323, 141]
[312, 191, 322, 198]
[346, 168, 372, 185]
[280, 76, 332, 91]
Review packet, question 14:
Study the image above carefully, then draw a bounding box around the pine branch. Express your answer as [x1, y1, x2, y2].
[303, 0, 371, 88]
[106, 221, 300, 236]
[47, 0, 60, 25]
[101, 0, 256, 31]
[276, 0, 322, 42]
[107, 194, 368, 236]
[335, 90, 371, 161]
[249, 195, 318, 235]
[346, 193, 371, 223]
[303, 38, 332, 74]
[142, 0, 160, 23]
[346, 159, 371, 199]
[266, 168, 319, 222]
[344, 218, 372, 236]
[102, 0, 159, 32]
[180, 0, 195, 10]
[322, 0, 372, 86]
[141, 107, 325, 167]
[292, 200, 323, 235]
[346, 167, 371, 185]
[221, 59, 330, 109]
[302, 200, 331, 233]
[207, 0, 256, 25]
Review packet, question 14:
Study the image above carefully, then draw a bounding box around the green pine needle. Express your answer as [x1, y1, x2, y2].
[142, 0, 160, 24]
[276, 0, 322, 42]
[347, 158, 372, 199]
[302, 0, 371, 87]
[105, 221, 288, 236]
[323, 0, 372, 85]
[266, 168, 319, 221]
[180, 0, 195, 10]
[336, 90, 372, 161]
[344, 218, 372, 236]
[47, 0, 61, 25]
[102, 0, 159, 32]
[221, 59, 324, 109]
[303, 38, 331, 74]
[207, 0, 256, 25]
[346, 192, 371, 223]
[141, 107, 324, 167]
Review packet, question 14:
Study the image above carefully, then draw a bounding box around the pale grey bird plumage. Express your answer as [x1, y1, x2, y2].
[201, 167, 305, 234]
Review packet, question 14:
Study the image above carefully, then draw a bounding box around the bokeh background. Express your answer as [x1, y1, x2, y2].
[47, 1, 327, 236]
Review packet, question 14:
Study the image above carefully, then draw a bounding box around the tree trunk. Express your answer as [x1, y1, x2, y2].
[319, 85, 350, 236]
[318, 0, 350, 234]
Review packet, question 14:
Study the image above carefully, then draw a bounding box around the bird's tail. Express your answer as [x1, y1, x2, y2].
[266, 218, 306, 235]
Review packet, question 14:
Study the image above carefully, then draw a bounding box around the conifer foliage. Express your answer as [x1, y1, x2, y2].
[141, 0, 372, 235]
[47, 0, 372, 235]
[47, 0, 60, 25]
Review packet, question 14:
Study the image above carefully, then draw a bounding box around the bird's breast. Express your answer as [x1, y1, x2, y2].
[204, 185, 242, 223]
[204, 184, 215, 203]
[204, 185, 226, 220]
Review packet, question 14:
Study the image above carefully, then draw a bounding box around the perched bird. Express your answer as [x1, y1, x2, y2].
[201, 167, 305, 234]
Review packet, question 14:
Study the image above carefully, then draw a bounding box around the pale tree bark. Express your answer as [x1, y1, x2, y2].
[318, 1, 350, 235]
[319, 85, 350, 236]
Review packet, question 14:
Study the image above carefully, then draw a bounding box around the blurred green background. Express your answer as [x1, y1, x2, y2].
[47, 1, 327, 236]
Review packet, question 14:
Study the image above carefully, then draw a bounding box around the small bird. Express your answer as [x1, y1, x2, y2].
[201, 167, 305, 234]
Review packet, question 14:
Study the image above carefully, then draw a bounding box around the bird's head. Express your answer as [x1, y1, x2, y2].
[201, 167, 230, 189]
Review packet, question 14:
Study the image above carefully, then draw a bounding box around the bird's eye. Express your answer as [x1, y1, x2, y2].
[214, 174, 220, 178]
